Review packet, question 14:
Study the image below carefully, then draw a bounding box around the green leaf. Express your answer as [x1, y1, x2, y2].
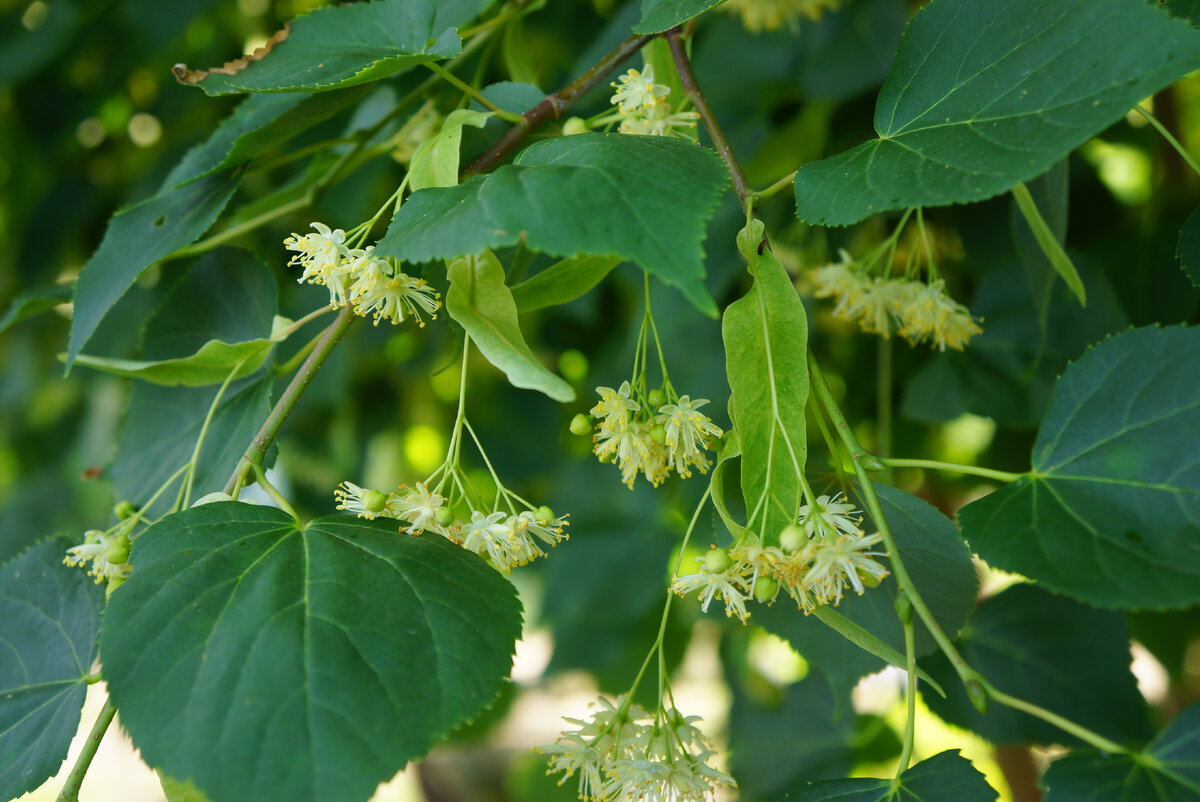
[754, 486, 977, 707]
[100, 502, 522, 802]
[711, 428, 746, 540]
[1011, 182, 1086, 306]
[161, 775, 214, 802]
[510, 254, 621, 312]
[1149, 0, 1200, 28]
[811, 607, 944, 698]
[446, 250, 575, 402]
[633, 0, 725, 34]
[920, 584, 1152, 746]
[958, 325, 1200, 610]
[793, 0, 1200, 226]
[409, 109, 493, 191]
[1042, 699, 1200, 801]
[721, 221, 809, 539]
[0, 537, 105, 800]
[69, 329, 286, 387]
[782, 750, 998, 802]
[502, 18, 539, 86]
[163, 87, 371, 189]
[66, 171, 241, 368]
[176, 0, 461, 95]
[0, 284, 71, 334]
[727, 671, 855, 801]
[1178, 205, 1200, 287]
[376, 133, 727, 317]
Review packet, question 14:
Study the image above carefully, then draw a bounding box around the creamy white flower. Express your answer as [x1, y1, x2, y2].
[798, 493, 863, 539]
[387, 482, 446, 534]
[334, 481, 391, 520]
[610, 65, 670, 113]
[594, 421, 656, 489]
[656, 395, 722, 477]
[671, 568, 750, 622]
[285, 222, 348, 285]
[459, 510, 529, 571]
[516, 509, 568, 547]
[353, 270, 441, 327]
[64, 529, 131, 584]
[804, 530, 889, 605]
[591, 381, 640, 433]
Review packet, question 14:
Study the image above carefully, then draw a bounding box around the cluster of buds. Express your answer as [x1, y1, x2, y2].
[811, 253, 982, 351]
[284, 222, 441, 326]
[63, 500, 139, 596]
[335, 481, 567, 573]
[671, 494, 890, 622]
[539, 696, 735, 801]
[572, 381, 723, 489]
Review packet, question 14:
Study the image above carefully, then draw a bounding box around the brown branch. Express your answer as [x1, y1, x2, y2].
[462, 32, 658, 177]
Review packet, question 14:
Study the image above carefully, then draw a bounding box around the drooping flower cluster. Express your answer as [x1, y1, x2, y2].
[64, 527, 132, 588]
[284, 222, 441, 326]
[671, 493, 889, 622]
[724, 0, 841, 32]
[608, 65, 700, 139]
[811, 254, 982, 351]
[539, 696, 736, 802]
[581, 382, 723, 489]
[334, 480, 567, 573]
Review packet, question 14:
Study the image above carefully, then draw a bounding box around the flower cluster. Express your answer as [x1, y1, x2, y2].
[539, 696, 735, 802]
[335, 481, 567, 573]
[671, 494, 889, 622]
[609, 65, 700, 139]
[580, 382, 723, 489]
[64, 527, 132, 589]
[724, 0, 841, 32]
[284, 222, 441, 326]
[811, 255, 982, 351]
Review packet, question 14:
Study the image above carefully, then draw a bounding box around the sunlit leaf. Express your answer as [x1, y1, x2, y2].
[782, 750, 997, 802]
[634, 0, 724, 34]
[409, 109, 493, 191]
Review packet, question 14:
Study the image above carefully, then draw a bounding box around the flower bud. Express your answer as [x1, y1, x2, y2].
[649, 424, 667, 444]
[435, 507, 456, 526]
[105, 535, 131, 565]
[535, 505, 556, 526]
[569, 413, 593, 436]
[779, 524, 806, 553]
[862, 571, 884, 589]
[113, 500, 138, 520]
[362, 489, 389, 514]
[563, 117, 589, 136]
[753, 576, 779, 603]
[703, 548, 732, 573]
[647, 388, 666, 408]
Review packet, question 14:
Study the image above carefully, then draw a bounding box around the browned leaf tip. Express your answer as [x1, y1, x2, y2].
[172, 25, 291, 85]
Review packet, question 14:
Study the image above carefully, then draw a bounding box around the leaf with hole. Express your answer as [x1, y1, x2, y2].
[100, 502, 522, 802]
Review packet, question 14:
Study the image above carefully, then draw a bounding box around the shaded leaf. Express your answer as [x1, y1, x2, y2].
[722, 221, 808, 539]
[1042, 699, 1200, 801]
[1149, 0, 1200, 28]
[793, 0, 1200, 226]
[409, 109, 493, 191]
[797, 0, 907, 102]
[446, 250, 574, 402]
[1011, 182, 1085, 306]
[958, 325, 1200, 609]
[0, 537, 105, 799]
[175, 0, 461, 95]
[69, 326, 286, 387]
[921, 584, 1152, 746]
[101, 503, 522, 802]
[0, 284, 71, 334]
[67, 172, 241, 368]
[510, 254, 621, 312]
[377, 133, 727, 317]
[634, 0, 724, 34]
[1178, 205, 1200, 287]
[782, 750, 997, 802]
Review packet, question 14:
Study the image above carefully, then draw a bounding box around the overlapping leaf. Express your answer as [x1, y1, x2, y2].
[782, 750, 997, 802]
[176, 0, 461, 95]
[634, 0, 724, 34]
[958, 325, 1200, 610]
[1042, 700, 1200, 800]
[722, 221, 808, 539]
[920, 584, 1152, 746]
[793, 0, 1200, 226]
[376, 133, 727, 316]
[0, 284, 71, 335]
[510, 254, 621, 312]
[101, 503, 522, 802]
[446, 250, 574, 402]
[0, 538, 105, 800]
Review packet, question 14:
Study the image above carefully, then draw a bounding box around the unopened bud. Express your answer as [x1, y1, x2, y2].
[779, 524, 806, 553]
[362, 490, 389, 514]
[435, 507, 456, 526]
[113, 500, 137, 520]
[704, 548, 732, 573]
[569, 413, 593, 436]
[649, 424, 667, 445]
[647, 388, 666, 408]
[753, 576, 779, 603]
[563, 117, 589, 136]
[535, 505, 555, 526]
[105, 536, 131, 565]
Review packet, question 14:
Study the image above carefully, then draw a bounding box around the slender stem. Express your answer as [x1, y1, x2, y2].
[56, 699, 117, 802]
[807, 352, 884, 471]
[423, 62, 522, 123]
[252, 462, 301, 522]
[126, 463, 190, 540]
[224, 309, 357, 494]
[276, 325, 328, 376]
[753, 170, 798, 205]
[665, 27, 752, 208]
[182, 354, 253, 508]
[984, 683, 1128, 754]
[809, 393, 849, 489]
[1133, 103, 1200, 177]
[896, 612, 917, 778]
[464, 31, 658, 177]
[876, 338, 892, 480]
[879, 458, 1023, 483]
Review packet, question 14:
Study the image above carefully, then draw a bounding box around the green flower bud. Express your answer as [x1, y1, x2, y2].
[779, 524, 807, 553]
[647, 388, 666, 408]
[105, 535, 131, 565]
[435, 507, 456, 526]
[704, 548, 732, 573]
[649, 424, 667, 445]
[535, 505, 556, 526]
[563, 117, 589, 136]
[362, 490, 389, 514]
[113, 500, 138, 520]
[862, 571, 884, 589]
[753, 576, 779, 603]
[569, 413, 593, 436]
